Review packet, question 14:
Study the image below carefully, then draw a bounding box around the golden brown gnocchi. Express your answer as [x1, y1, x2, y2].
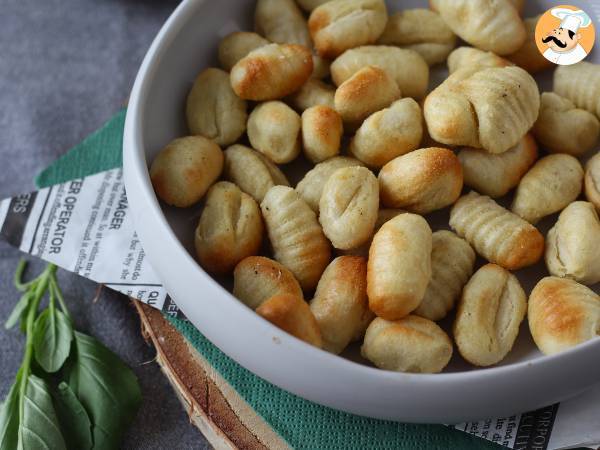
[450, 191, 545, 270]
[261, 186, 331, 291]
[319, 166, 379, 250]
[367, 213, 432, 320]
[301, 105, 343, 164]
[195, 182, 263, 274]
[454, 264, 527, 366]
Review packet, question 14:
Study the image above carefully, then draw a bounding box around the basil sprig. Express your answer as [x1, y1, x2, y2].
[0, 261, 142, 450]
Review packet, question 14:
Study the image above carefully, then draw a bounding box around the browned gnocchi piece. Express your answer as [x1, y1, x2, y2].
[301, 105, 343, 164]
[195, 182, 263, 274]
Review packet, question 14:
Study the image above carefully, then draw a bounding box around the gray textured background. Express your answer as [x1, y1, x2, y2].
[0, 0, 210, 448]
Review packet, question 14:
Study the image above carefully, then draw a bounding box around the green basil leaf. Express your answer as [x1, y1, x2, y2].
[52, 382, 92, 450]
[0, 371, 21, 450]
[32, 308, 73, 373]
[19, 375, 67, 450]
[5, 292, 32, 330]
[67, 331, 142, 450]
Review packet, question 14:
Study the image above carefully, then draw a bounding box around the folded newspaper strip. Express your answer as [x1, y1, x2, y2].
[0, 168, 598, 450]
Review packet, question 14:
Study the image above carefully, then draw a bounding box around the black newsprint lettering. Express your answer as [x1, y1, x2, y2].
[109, 188, 128, 230]
[513, 404, 559, 450]
[162, 295, 186, 320]
[0, 191, 37, 248]
[48, 184, 81, 254]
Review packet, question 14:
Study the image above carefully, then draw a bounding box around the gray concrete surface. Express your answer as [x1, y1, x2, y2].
[0, 0, 210, 448]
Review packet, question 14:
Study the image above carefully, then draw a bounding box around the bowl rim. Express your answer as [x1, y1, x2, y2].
[122, 0, 600, 422]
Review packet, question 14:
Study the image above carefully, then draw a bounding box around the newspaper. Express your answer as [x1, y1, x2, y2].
[0, 168, 598, 450]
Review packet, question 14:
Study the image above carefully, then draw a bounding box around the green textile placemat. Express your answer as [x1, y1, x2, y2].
[36, 111, 502, 450]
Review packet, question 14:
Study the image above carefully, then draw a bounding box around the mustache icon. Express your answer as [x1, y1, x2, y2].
[542, 35, 568, 48]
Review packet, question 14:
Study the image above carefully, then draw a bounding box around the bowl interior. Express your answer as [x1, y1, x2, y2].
[138, 0, 600, 374]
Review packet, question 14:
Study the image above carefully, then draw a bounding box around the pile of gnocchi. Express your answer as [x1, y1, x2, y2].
[149, 0, 600, 373]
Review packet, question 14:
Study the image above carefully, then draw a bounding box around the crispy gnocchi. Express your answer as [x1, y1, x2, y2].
[554, 62, 600, 118]
[233, 256, 303, 310]
[334, 65, 401, 128]
[414, 231, 475, 322]
[186, 68, 247, 147]
[458, 134, 538, 198]
[287, 79, 335, 112]
[247, 101, 301, 164]
[377, 9, 456, 66]
[296, 156, 365, 212]
[430, 0, 526, 55]
[195, 182, 263, 274]
[512, 154, 584, 224]
[349, 98, 422, 168]
[261, 186, 331, 291]
[257, 294, 323, 347]
[545, 202, 600, 286]
[367, 214, 432, 320]
[255, 0, 311, 47]
[301, 105, 343, 164]
[378, 147, 463, 214]
[454, 264, 527, 366]
[450, 191, 545, 270]
[310, 256, 373, 354]
[230, 43, 313, 101]
[308, 0, 388, 58]
[361, 316, 453, 373]
[319, 166, 379, 250]
[529, 277, 600, 355]
[331, 46, 429, 99]
[218, 31, 269, 71]
[532, 92, 600, 157]
[150, 136, 223, 208]
[586, 153, 600, 211]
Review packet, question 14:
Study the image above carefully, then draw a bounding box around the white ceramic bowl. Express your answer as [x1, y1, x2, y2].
[123, 0, 600, 423]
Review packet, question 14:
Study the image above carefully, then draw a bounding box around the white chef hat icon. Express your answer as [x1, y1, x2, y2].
[551, 8, 592, 33]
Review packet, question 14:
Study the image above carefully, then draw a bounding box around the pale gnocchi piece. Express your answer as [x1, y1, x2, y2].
[331, 46, 429, 99]
[585, 153, 600, 211]
[218, 31, 270, 71]
[247, 101, 301, 164]
[512, 154, 584, 224]
[301, 105, 343, 164]
[349, 98, 422, 168]
[454, 264, 526, 366]
[296, 156, 365, 212]
[545, 202, 600, 286]
[361, 316, 453, 373]
[424, 66, 540, 154]
[458, 133, 538, 198]
[257, 294, 323, 348]
[150, 136, 223, 208]
[195, 182, 263, 274]
[506, 16, 553, 74]
[255, 0, 311, 47]
[554, 62, 600, 118]
[296, 0, 330, 12]
[367, 214, 432, 320]
[430, 0, 526, 55]
[230, 43, 313, 101]
[308, 0, 388, 59]
[378, 147, 463, 214]
[447, 47, 512, 74]
[414, 231, 475, 322]
[309, 256, 373, 354]
[334, 65, 401, 128]
[261, 186, 331, 291]
[223, 145, 289, 203]
[450, 191, 545, 270]
[529, 277, 600, 356]
[532, 92, 600, 157]
[377, 9, 456, 66]
[287, 79, 335, 112]
[233, 256, 303, 310]
[319, 166, 379, 250]
[186, 68, 247, 147]
[311, 55, 331, 79]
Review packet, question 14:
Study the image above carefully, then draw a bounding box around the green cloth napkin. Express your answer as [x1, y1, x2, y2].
[36, 111, 502, 450]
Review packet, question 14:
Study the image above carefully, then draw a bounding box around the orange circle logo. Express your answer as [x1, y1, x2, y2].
[535, 5, 595, 65]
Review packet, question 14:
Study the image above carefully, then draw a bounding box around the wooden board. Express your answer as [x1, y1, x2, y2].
[134, 301, 290, 450]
